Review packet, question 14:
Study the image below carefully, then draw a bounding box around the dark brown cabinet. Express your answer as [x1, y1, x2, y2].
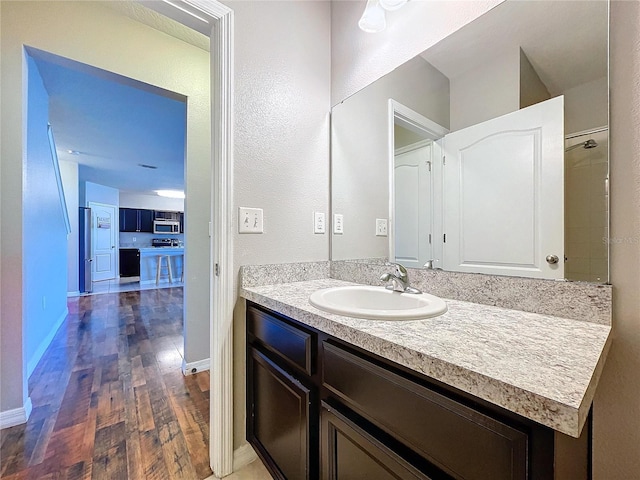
[321, 404, 432, 480]
[246, 302, 590, 480]
[119, 208, 153, 233]
[248, 347, 312, 480]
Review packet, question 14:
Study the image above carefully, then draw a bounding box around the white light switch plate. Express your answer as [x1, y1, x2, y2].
[375, 218, 388, 237]
[333, 214, 344, 234]
[314, 212, 326, 234]
[238, 207, 264, 234]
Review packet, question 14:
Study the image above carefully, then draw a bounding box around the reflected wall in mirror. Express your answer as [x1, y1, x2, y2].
[330, 0, 608, 283]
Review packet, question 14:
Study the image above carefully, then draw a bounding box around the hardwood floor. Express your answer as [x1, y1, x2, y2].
[0, 288, 211, 479]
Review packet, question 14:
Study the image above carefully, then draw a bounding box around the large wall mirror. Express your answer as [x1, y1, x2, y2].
[331, 0, 608, 283]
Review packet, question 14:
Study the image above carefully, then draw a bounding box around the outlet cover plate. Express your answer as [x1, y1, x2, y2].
[314, 212, 326, 234]
[333, 214, 344, 234]
[375, 218, 388, 237]
[238, 207, 264, 234]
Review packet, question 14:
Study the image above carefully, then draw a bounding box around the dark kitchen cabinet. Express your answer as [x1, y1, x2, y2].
[246, 302, 591, 480]
[119, 208, 153, 233]
[119, 248, 140, 277]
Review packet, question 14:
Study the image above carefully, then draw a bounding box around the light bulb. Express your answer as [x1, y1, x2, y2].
[358, 0, 386, 33]
[379, 0, 407, 11]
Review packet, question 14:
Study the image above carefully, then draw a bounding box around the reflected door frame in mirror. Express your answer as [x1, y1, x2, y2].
[388, 99, 448, 268]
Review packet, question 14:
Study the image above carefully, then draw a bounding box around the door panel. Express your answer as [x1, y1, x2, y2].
[90, 202, 117, 282]
[443, 96, 564, 279]
[393, 142, 433, 268]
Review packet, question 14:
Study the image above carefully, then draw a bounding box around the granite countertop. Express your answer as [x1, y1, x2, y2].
[240, 278, 611, 438]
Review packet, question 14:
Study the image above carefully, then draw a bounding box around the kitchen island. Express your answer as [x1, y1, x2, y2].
[139, 247, 184, 284]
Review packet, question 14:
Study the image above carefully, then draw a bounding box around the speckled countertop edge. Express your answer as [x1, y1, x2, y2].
[239, 279, 612, 438]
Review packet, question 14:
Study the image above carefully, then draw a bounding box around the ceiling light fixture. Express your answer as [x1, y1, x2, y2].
[156, 190, 185, 199]
[358, 0, 408, 33]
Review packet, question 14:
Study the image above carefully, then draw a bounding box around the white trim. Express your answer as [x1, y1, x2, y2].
[181, 357, 211, 375]
[388, 99, 449, 266]
[233, 443, 258, 471]
[26, 308, 68, 379]
[0, 397, 32, 430]
[67, 290, 81, 297]
[134, 1, 235, 476]
[394, 138, 433, 156]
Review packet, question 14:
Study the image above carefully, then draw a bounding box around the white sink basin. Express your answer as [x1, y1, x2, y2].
[308, 285, 447, 320]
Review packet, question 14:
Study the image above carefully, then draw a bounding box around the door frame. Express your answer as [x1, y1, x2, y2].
[138, 0, 235, 476]
[387, 99, 449, 268]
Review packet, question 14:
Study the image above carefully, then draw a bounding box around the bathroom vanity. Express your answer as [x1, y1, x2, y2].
[242, 277, 611, 480]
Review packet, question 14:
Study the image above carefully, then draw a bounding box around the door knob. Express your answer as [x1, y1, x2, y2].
[546, 254, 559, 264]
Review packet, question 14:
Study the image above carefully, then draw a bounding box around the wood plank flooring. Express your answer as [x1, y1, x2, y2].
[0, 288, 211, 479]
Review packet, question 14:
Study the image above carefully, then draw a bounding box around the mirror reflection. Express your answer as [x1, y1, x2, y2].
[330, 0, 608, 283]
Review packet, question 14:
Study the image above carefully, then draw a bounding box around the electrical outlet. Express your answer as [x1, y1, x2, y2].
[238, 207, 264, 234]
[132, 236, 136, 242]
[314, 212, 326, 234]
[375, 218, 388, 237]
[333, 214, 344, 234]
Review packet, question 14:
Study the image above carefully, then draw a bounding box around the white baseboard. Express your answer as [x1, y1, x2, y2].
[27, 307, 68, 379]
[0, 397, 32, 430]
[233, 443, 258, 471]
[181, 358, 211, 376]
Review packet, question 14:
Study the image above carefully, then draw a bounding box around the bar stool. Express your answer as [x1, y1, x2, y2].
[156, 255, 173, 285]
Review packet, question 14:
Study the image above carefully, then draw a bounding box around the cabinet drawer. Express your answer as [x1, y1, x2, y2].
[321, 402, 434, 480]
[247, 304, 315, 375]
[322, 341, 528, 480]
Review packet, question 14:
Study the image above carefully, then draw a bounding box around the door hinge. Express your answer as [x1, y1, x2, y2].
[215, 263, 220, 276]
[443, 233, 447, 243]
[426, 160, 432, 172]
[442, 155, 446, 165]
[428, 234, 432, 244]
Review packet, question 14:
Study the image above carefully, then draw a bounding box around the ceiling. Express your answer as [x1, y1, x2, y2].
[421, 0, 608, 95]
[28, 47, 187, 196]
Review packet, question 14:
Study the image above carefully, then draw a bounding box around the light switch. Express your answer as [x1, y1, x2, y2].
[314, 212, 326, 234]
[375, 218, 388, 237]
[238, 207, 264, 234]
[333, 214, 344, 234]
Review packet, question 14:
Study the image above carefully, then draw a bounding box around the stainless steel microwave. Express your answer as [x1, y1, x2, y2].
[153, 220, 180, 234]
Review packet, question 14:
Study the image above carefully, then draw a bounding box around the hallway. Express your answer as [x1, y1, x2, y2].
[0, 288, 211, 479]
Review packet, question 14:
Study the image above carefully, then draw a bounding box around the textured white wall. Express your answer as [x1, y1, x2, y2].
[331, 0, 504, 105]
[592, 2, 640, 477]
[226, 0, 331, 448]
[0, 0, 210, 413]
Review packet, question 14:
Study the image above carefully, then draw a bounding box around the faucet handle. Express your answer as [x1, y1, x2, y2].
[391, 263, 408, 278]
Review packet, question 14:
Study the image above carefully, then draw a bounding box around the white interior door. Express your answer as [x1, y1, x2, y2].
[89, 202, 117, 282]
[442, 96, 564, 279]
[393, 141, 433, 268]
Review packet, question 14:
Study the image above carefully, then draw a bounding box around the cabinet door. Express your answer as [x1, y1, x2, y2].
[248, 347, 312, 480]
[321, 404, 433, 480]
[138, 209, 154, 233]
[119, 208, 138, 232]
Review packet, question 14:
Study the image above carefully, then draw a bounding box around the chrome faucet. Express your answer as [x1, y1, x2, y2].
[380, 263, 422, 294]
